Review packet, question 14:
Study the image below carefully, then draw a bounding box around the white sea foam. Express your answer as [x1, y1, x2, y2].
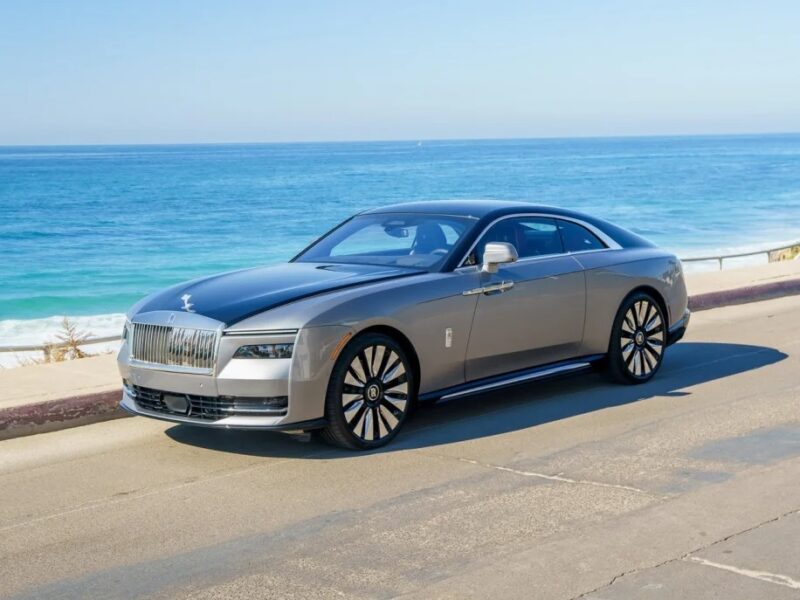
[0, 313, 126, 369]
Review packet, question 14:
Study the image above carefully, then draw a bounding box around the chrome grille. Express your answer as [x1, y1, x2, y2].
[130, 323, 218, 372]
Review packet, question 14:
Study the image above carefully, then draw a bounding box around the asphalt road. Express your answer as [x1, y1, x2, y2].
[1, 296, 799, 599]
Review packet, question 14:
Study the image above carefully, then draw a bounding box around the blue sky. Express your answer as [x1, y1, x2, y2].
[1, 0, 799, 144]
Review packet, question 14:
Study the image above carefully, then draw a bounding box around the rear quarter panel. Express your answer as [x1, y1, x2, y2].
[574, 248, 687, 356]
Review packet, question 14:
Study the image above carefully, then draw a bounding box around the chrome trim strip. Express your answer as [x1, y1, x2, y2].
[128, 358, 214, 376]
[455, 248, 616, 273]
[440, 361, 591, 400]
[132, 310, 223, 330]
[215, 406, 287, 415]
[223, 329, 300, 337]
[456, 213, 622, 269]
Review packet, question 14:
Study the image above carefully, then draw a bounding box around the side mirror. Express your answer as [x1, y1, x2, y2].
[482, 242, 518, 273]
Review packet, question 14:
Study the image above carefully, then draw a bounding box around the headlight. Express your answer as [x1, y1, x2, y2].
[122, 320, 131, 342]
[233, 343, 294, 359]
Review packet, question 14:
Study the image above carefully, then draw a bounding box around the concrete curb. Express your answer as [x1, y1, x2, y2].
[0, 389, 124, 441]
[2, 277, 798, 442]
[688, 277, 800, 312]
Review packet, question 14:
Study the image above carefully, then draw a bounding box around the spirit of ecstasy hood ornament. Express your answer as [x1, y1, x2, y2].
[180, 293, 195, 312]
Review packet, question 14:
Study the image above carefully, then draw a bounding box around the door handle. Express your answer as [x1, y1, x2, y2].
[482, 281, 514, 294]
[462, 281, 514, 296]
[462, 286, 484, 296]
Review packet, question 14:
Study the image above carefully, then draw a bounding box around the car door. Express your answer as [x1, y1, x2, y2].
[463, 216, 586, 381]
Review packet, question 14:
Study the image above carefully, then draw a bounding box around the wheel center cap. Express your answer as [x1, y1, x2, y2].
[635, 331, 645, 346]
[365, 383, 382, 403]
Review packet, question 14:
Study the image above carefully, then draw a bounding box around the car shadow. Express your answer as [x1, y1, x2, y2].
[165, 342, 787, 458]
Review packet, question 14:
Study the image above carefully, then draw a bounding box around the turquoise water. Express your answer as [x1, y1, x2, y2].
[2, 134, 800, 342]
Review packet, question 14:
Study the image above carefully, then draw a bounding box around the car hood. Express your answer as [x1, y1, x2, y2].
[130, 262, 422, 325]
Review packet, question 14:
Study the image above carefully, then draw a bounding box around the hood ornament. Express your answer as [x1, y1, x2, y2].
[180, 293, 195, 313]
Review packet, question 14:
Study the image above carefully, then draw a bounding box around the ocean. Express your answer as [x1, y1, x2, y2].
[2, 134, 800, 357]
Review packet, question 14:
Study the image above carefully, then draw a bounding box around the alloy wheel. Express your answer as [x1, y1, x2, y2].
[620, 298, 664, 379]
[341, 344, 409, 442]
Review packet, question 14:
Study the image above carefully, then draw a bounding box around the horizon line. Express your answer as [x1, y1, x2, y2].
[2, 130, 799, 149]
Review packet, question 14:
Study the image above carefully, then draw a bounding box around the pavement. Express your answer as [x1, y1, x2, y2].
[1, 295, 798, 599]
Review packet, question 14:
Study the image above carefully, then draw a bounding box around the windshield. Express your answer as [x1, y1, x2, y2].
[294, 213, 476, 269]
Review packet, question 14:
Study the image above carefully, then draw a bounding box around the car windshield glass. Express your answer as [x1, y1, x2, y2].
[294, 213, 475, 269]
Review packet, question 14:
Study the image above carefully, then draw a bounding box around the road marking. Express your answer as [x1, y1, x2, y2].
[456, 457, 656, 496]
[687, 556, 800, 590]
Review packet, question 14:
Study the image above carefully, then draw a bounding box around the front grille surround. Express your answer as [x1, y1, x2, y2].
[130, 385, 288, 421]
[130, 322, 219, 374]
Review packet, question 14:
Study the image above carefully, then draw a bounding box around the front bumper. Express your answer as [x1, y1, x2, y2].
[118, 313, 352, 430]
[119, 387, 326, 431]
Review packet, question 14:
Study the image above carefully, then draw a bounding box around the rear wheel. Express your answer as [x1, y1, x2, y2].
[608, 292, 666, 384]
[319, 333, 414, 450]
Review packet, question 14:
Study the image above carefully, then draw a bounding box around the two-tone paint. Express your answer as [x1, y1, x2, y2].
[118, 200, 689, 432]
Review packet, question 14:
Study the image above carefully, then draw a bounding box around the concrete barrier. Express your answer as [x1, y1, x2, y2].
[689, 278, 800, 311]
[0, 389, 125, 441]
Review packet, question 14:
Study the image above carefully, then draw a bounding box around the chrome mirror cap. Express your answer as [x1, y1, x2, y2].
[482, 242, 518, 273]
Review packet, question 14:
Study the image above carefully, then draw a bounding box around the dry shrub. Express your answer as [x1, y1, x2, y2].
[20, 317, 94, 365]
[769, 244, 800, 262]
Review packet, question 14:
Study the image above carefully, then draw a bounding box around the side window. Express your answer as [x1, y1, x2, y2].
[465, 217, 563, 265]
[557, 220, 606, 253]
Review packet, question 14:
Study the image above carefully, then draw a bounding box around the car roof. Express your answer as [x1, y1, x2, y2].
[362, 199, 584, 220]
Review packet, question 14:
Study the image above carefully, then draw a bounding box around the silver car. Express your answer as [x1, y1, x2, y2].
[118, 200, 689, 449]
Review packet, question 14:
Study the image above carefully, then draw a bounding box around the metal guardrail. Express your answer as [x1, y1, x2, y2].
[680, 241, 800, 270]
[2, 240, 799, 355]
[0, 334, 122, 353]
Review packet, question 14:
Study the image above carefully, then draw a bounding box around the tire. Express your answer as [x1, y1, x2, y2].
[608, 292, 666, 384]
[319, 333, 415, 450]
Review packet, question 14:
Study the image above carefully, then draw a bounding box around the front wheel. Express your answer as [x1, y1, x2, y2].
[319, 333, 415, 450]
[608, 292, 666, 384]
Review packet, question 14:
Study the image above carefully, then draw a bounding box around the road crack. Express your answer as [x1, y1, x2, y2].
[571, 506, 800, 599]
